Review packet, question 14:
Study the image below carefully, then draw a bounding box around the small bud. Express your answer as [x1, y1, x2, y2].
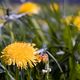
[42, 68, 51, 73]
[42, 69, 48, 73]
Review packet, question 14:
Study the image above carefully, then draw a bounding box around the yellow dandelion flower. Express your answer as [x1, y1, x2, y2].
[1, 42, 39, 69]
[62, 16, 72, 25]
[50, 3, 59, 11]
[18, 2, 40, 15]
[73, 16, 80, 30]
[65, 16, 73, 24]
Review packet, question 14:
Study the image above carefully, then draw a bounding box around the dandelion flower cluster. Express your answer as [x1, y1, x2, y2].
[18, 2, 40, 15]
[1, 42, 39, 69]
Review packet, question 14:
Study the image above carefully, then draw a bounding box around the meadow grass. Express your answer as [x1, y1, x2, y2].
[0, 1, 80, 80]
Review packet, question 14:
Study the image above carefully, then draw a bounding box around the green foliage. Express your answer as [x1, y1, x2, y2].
[0, 1, 80, 80]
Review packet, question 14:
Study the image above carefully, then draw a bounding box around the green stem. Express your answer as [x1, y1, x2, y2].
[46, 51, 65, 80]
[15, 67, 19, 80]
[9, 23, 15, 42]
[45, 57, 50, 80]
[69, 55, 76, 80]
[26, 69, 31, 80]
[0, 63, 15, 80]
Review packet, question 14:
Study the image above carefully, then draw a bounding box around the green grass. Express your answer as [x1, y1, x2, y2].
[0, 1, 80, 80]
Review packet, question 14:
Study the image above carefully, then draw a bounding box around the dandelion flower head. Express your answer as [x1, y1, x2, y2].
[73, 16, 80, 30]
[18, 2, 40, 15]
[1, 42, 39, 69]
[62, 16, 73, 25]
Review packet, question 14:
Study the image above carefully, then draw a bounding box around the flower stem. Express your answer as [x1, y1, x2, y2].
[0, 63, 15, 80]
[46, 51, 65, 80]
[9, 23, 15, 42]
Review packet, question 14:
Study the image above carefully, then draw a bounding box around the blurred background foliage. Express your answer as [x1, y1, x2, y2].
[0, 0, 80, 80]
